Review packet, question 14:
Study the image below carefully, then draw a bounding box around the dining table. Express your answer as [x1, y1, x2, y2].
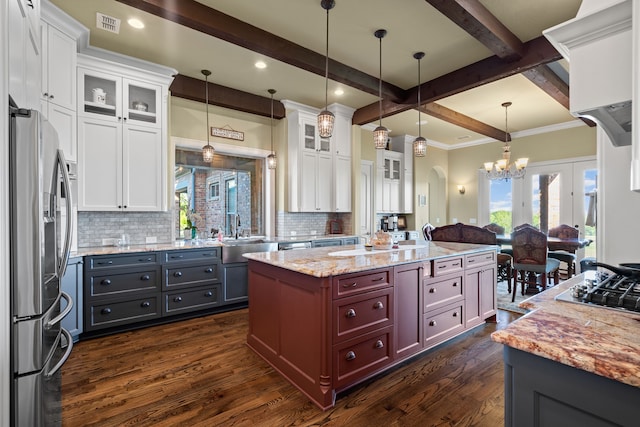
[496, 234, 591, 253]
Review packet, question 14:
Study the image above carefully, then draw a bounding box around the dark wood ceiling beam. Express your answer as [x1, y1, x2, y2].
[425, 0, 525, 60]
[115, 0, 407, 101]
[522, 64, 569, 109]
[170, 74, 286, 119]
[353, 36, 561, 126]
[423, 103, 508, 142]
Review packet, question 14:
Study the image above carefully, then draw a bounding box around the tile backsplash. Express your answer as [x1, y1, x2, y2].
[276, 211, 352, 237]
[77, 211, 174, 248]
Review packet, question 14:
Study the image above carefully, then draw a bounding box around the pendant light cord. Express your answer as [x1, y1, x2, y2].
[205, 74, 210, 144]
[270, 91, 274, 152]
[324, 7, 329, 110]
[378, 35, 383, 127]
[417, 57, 421, 138]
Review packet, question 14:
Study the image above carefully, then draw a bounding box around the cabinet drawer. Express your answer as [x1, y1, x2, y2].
[87, 267, 161, 298]
[164, 264, 221, 290]
[163, 285, 221, 315]
[86, 253, 158, 270]
[333, 268, 391, 299]
[424, 303, 464, 349]
[424, 275, 463, 313]
[431, 256, 464, 278]
[163, 248, 221, 263]
[333, 288, 393, 343]
[333, 326, 393, 388]
[466, 251, 495, 268]
[87, 295, 160, 331]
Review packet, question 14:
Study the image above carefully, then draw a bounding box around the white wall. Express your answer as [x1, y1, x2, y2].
[1, 0, 12, 424]
[597, 127, 640, 264]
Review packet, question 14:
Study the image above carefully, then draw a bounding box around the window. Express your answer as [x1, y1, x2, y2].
[207, 179, 220, 201]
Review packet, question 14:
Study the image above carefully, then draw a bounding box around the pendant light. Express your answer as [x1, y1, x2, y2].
[267, 89, 277, 170]
[413, 52, 427, 157]
[201, 69, 215, 163]
[373, 29, 388, 149]
[317, 0, 335, 139]
[483, 102, 529, 180]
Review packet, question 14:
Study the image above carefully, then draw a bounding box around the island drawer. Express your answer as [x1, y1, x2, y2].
[86, 295, 161, 331]
[333, 326, 393, 388]
[423, 274, 464, 313]
[333, 288, 393, 343]
[87, 266, 161, 298]
[163, 248, 221, 263]
[333, 268, 391, 299]
[430, 256, 464, 278]
[163, 284, 222, 315]
[424, 302, 464, 349]
[86, 253, 159, 270]
[465, 251, 495, 268]
[163, 263, 221, 290]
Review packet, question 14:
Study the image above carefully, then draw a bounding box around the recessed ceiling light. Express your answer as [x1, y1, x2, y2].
[334, 88, 344, 96]
[127, 18, 144, 29]
[255, 61, 267, 69]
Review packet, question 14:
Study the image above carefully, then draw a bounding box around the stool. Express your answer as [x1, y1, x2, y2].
[548, 251, 576, 279]
[580, 257, 597, 272]
[497, 253, 512, 292]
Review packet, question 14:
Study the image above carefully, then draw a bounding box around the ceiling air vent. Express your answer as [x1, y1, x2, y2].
[96, 12, 121, 34]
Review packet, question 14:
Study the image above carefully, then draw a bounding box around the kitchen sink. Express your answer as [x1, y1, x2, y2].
[222, 240, 278, 263]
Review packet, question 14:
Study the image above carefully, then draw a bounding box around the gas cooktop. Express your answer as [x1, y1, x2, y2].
[555, 270, 640, 313]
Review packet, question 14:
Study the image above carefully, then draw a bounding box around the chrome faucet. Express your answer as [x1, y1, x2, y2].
[234, 214, 241, 239]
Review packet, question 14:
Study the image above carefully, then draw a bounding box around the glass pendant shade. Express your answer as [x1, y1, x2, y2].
[373, 125, 388, 149]
[413, 136, 427, 157]
[318, 110, 335, 139]
[202, 144, 215, 163]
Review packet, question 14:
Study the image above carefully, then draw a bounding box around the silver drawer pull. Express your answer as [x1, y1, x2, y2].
[429, 288, 435, 293]
[174, 296, 182, 303]
[101, 279, 111, 286]
[345, 351, 356, 361]
[140, 275, 150, 281]
[345, 309, 356, 318]
[372, 276, 384, 282]
[204, 268, 213, 273]
[141, 301, 151, 308]
[429, 320, 436, 326]
[174, 271, 182, 277]
[343, 282, 357, 288]
[373, 301, 384, 310]
[139, 257, 152, 262]
[101, 308, 112, 315]
[374, 340, 384, 349]
[98, 260, 113, 265]
[204, 291, 213, 297]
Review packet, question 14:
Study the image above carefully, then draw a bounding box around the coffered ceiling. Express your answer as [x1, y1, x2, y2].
[50, 0, 587, 147]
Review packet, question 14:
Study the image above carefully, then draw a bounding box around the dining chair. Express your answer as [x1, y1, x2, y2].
[422, 223, 435, 241]
[511, 226, 560, 302]
[482, 224, 513, 292]
[547, 224, 579, 278]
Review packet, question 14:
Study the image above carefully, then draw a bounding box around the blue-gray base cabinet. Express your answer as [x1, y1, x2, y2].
[61, 256, 84, 342]
[504, 347, 638, 427]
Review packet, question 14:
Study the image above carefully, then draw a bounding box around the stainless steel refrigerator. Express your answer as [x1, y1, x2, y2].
[9, 96, 74, 426]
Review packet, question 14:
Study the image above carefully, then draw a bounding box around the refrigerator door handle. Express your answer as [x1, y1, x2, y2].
[57, 149, 73, 278]
[45, 328, 73, 379]
[45, 291, 73, 330]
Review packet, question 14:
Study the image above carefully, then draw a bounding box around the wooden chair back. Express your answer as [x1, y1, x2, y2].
[483, 223, 505, 235]
[511, 226, 548, 266]
[431, 223, 497, 245]
[548, 224, 578, 239]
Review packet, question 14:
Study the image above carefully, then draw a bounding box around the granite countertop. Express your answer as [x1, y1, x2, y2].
[243, 241, 497, 277]
[491, 273, 640, 388]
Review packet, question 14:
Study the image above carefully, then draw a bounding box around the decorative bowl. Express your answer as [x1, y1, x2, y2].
[132, 101, 148, 112]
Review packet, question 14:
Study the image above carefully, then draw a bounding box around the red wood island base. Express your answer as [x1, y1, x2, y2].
[245, 243, 497, 409]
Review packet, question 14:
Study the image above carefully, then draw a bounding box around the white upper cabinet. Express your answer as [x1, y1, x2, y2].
[41, 22, 76, 111]
[376, 136, 414, 214]
[9, 0, 41, 110]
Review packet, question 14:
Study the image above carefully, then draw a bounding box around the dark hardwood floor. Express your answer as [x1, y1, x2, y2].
[62, 309, 520, 426]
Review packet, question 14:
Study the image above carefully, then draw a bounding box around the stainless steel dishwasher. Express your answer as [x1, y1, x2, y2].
[277, 241, 312, 250]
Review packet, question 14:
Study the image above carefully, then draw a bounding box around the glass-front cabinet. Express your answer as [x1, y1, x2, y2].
[78, 67, 161, 128]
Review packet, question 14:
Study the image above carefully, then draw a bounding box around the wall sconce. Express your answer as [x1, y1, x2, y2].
[457, 185, 466, 195]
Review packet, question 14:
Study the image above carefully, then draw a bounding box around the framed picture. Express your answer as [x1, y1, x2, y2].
[329, 220, 342, 234]
[397, 215, 407, 230]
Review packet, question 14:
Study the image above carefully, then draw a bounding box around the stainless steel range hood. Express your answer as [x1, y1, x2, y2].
[544, 0, 633, 147]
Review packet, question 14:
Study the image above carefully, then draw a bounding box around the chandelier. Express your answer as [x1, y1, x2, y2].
[484, 102, 528, 180]
[201, 69, 215, 163]
[412, 51, 427, 157]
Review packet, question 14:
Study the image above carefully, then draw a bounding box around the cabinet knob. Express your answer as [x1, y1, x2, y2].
[204, 291, 213, 297]
[123, 205, 128, 209]
[27, 0, 34, 8]
[429, 288, 435, 293]
[173, 271, 182, 277]
[140, 275, 150, 281]
[345, 308, 356, 318]
[374, 340, 384, 349]
[117, 117, 122, 121]
[453, 282, 458, 287]
[141, 301, 151, 308]
[453, 311, 458, 317]
[345, 351, 356, 361]
[50, 94, 54, 99]
[429, 320, 436, 327]
[174, 296, 182, 302]
[204, 267, 213, 273]
[101, 308, 112, 315]
[101, 279, 111, 285]
[43, 92, 48, 97]
[373, 301, 384, 310]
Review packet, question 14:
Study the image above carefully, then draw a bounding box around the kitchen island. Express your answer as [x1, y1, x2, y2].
[244, 241, 498, 409]
[491, 274, 640, 426]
